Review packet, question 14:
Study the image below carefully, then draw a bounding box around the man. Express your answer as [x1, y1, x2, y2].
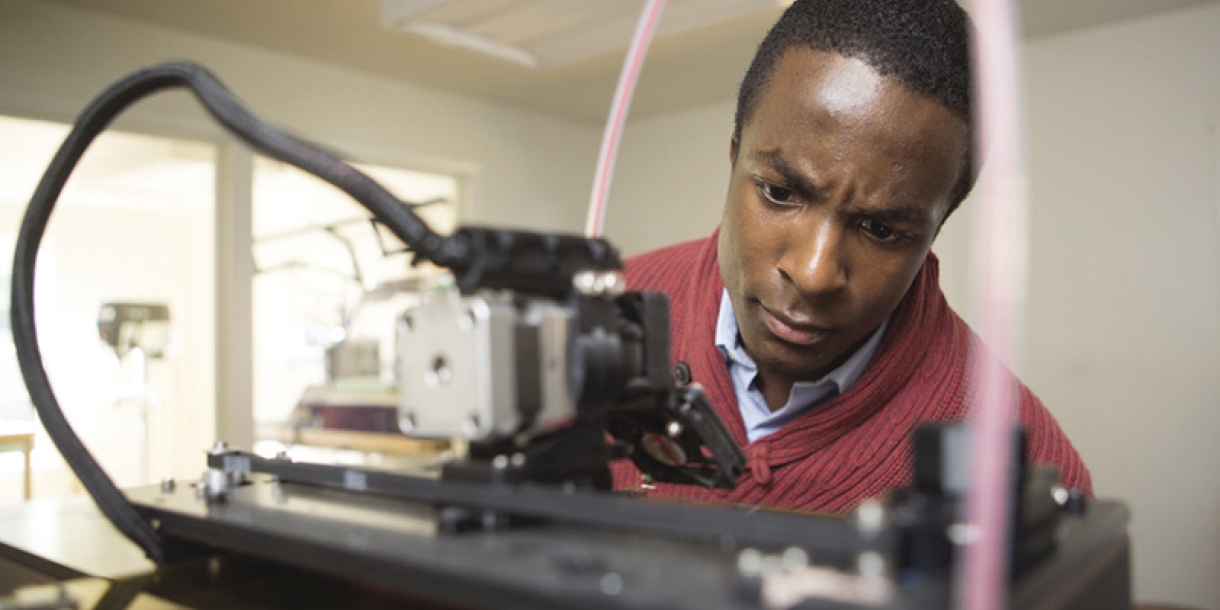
[611, 0, 1091, 513]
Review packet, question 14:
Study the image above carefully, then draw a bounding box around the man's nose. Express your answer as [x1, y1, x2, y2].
[777, 217, 849, 298]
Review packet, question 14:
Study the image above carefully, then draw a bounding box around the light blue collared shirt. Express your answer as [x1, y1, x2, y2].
[714, 290, 888, 443]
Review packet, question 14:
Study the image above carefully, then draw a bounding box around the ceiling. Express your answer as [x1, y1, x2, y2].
[45, 0, 1220, 123]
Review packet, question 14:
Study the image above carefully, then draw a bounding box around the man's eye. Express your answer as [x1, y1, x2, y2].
[862, 219, 897, 241]
[756, 181, 796, 205]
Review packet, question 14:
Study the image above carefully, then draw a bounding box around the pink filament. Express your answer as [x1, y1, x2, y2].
[961, 0, 1029, 609]
[584, 0, 668, 239]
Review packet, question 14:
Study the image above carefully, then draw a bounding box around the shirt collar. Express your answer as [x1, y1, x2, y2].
[714, 290, 753, 369]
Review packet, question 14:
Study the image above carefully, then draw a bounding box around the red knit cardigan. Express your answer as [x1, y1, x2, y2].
[610, 233, 1092, 513]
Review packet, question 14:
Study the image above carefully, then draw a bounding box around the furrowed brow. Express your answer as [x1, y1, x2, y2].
[851, 203, 931, 227]
[750, 149, 820, 198]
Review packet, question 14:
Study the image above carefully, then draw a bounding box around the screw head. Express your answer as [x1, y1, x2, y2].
[461, 414, 481, 437]
[601, 272, 626, 296]
[1051, 485, 1070, 506]
[399, 413, 416, 433]
[573, 271, 598, 295]
[781, 547, 809, 570]
[737, 548, 764, 577]
[857, 551, 886, 577]
[855, 499, 885, 537]
[599, 572, 623, 596]
[665, 420, 684, 438]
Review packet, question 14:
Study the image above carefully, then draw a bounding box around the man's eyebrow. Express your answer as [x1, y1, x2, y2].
[750, 148, 820, 197]
[848, 203, 932, 227]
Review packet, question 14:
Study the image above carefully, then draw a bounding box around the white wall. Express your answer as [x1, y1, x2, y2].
[608, 5, 1220, 608]
[604, 100, 736, 256]
[1023, 6, 1220, 608]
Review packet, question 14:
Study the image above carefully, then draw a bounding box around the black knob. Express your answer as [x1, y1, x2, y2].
[673, 361, 692, 386]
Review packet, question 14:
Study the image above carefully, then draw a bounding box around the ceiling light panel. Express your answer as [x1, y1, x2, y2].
[380, 0, 782, 69]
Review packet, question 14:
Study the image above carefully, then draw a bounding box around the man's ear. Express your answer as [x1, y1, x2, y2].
[730, 136, 740, 167]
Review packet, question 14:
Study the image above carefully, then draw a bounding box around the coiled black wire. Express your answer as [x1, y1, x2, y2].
[10, 61, 471, 563]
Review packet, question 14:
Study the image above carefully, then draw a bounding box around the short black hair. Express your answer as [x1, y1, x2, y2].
[734, 0, 977, 217]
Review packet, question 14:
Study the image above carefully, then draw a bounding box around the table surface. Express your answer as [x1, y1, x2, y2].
[0, 496, 152, 580]
[0, 421, 34, 445]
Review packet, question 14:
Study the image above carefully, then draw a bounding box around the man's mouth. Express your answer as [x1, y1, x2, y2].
[759, 306, 831, 346]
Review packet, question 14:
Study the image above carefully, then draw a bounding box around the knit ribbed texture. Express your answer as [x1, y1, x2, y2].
[611, 232, 1092, 513]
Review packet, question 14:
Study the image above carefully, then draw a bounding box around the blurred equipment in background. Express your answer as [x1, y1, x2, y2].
[254, 215, 452, 456]
[97, 303, 170, 360]
[97, 302, 171, 486]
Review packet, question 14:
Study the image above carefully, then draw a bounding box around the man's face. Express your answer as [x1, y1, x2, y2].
[719, 49, 969, 390]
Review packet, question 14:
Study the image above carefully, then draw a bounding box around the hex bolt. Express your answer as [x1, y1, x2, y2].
[399, 413, 417, 433]
[946, 522, 980, 545]
[781, 547, 809, 571]
[736, 548, 764, 577]
[857, 551, 885, 578]
[458, 309, 477, 331]
[1051, 485, 1070, 506]
[599, 572, 623, 596]
[573, 271, 598, 295]
[601, 272, 626, 297]
[202, 468, 229, 501]
[665, 420, 684, 438]
[855, 499, 885, 538]
[461, 415, 481, 437]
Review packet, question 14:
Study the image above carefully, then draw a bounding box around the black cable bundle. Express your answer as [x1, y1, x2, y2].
[9, 62, 470, 563]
